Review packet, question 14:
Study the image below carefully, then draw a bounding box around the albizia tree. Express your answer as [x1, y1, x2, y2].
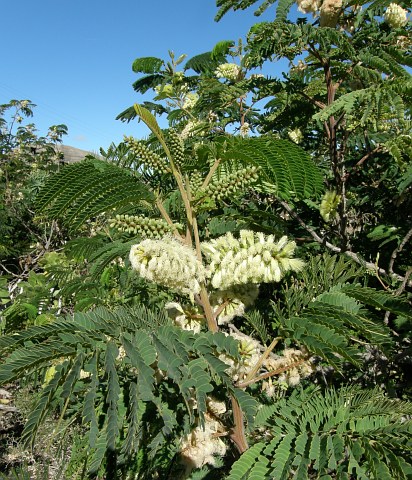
[0, 1, 411, 479]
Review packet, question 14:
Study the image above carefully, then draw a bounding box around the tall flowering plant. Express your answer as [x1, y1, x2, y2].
[111, 103, 312, 472]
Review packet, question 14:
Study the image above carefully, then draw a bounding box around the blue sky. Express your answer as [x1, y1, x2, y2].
[3, 1, 287, 152]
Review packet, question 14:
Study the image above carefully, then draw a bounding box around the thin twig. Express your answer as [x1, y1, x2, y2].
[244, 337, 282, 383]
[236, 359, 306, 389]
[155, 196, 181, 239]
[388, 226, 412, 275]
[279, 199, 411, 286]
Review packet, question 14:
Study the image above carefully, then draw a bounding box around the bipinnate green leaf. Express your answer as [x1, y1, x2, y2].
[132, 56, 164, 74]
[222, 137, 323, 199]
[229, 386, 412, 479]
[211, 40, 235, 60]
[35, 159, 154, 231]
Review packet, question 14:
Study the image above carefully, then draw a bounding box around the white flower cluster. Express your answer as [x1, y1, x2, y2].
[288, 128, 304, 144]
[210, 284, 259, 325]
[220, 332, 261, 382]
[179, 412, 227, 472]
[264, 348, 314, 389]
[182, 92, 199, 110]
[165, 302, 204, 333]
[240, 122, 250, 137]
[319, 0, 343, 27]
[215, 63, 241, 82]
[180, 120, 203, 139]
[384, 3, 408, 28]
[129, 237, 206, 296]
[202, 230, 305, 289]
[297, 0, 321, 14]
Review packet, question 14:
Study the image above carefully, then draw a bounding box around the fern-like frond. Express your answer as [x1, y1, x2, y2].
[132, 57, 164, 74]
[222, 137, 324, 199]
[230, 386, 412, 479]
[35, 159, 154, 231]
[0, 306, 258, 476]
[185, 52, 221, 74]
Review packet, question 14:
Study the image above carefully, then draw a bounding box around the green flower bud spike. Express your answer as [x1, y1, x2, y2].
[168, 129, 185, 167]
[109, 214, 180, 239]
[197, 166, 259, 203]
[125, 136, 171, 174]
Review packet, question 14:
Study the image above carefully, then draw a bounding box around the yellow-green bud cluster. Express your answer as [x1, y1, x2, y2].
[202, 230, 305, 289]
[215, 63, 241, 82]
[320, 190, 341, 223]
[182, 92, 199, 110]
[124, 136, 170, 174]
[384, 3, 408, 28]
[130, 237, 206, 295]
[210, 284, 259, 325]
[167, 129, 185, 167]
[288, 128, 303, 144]
[109, 214, 177, 238]
[198, 166, 259, 203]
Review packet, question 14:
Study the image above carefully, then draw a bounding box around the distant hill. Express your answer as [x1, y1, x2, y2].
[55, 145, 101, 163]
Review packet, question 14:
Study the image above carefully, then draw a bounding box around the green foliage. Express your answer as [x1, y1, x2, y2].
[2, 1, 412, 478]
[229, 386, 412, 479]
[221, 137, 324, 199]
[0, 305, 257, 478]
[35, 159, 154, 231]
[132, 56, 164, 74]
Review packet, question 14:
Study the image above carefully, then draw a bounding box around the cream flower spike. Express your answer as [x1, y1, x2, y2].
[202, 230, 305, 289]
[130, 237, 206, 296]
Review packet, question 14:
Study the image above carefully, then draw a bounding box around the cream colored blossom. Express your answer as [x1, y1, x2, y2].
[215, 63, 241, 82]
[180, 120, 202, 139]
[180, 413, 227, 472]
[297, 0, 321, 14]
[129, 237, 206, 296]
[202, 230, 305, 290]
[210, 284, 259, 325]
[384, 3, 408, 28]
[220, 332, 261, 382]
[165, 302, 204, 333]
[240, 122, 250, 137]
[182, 92, 199, 110]
[264, 348, 314, 388]
[208, 110, 219, 123]
[320, 0, 343, 27]
[206, 396, 227, 415]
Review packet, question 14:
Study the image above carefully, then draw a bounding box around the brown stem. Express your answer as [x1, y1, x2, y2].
[202, 157, 221, 190]
[229, 395, 248, 453]
[187, 177, 218, 332]
[244, 337, 282, 383]
[350, 146, 382, 173]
